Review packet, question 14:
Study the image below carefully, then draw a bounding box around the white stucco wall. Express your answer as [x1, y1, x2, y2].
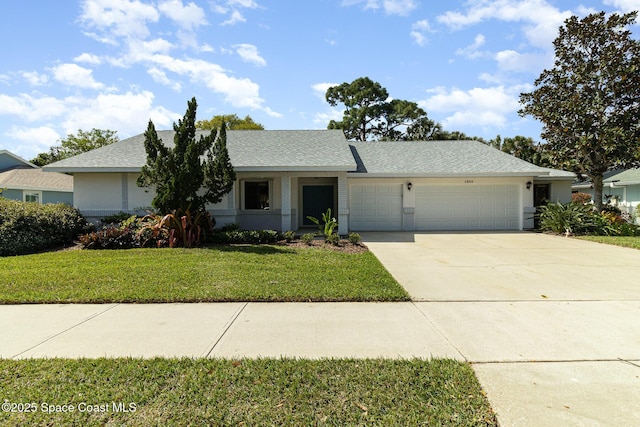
[74, 173, 123, 211]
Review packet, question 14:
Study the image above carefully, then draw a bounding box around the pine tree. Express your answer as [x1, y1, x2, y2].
[137, 97, 236, 213]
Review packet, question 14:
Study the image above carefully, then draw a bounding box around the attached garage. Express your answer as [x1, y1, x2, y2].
[414, 184, 520, 230]
[350, 184, 403, 231]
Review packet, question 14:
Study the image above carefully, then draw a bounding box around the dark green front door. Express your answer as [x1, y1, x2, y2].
[302, 185, 335, 226]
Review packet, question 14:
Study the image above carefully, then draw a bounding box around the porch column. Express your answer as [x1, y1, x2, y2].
[337, 174, 348, 235]
[281, 175, 292, 232]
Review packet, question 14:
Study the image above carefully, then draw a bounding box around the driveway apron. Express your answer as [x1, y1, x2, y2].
[363, 231, 640, 427]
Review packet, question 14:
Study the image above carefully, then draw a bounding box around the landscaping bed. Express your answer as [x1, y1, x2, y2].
[0, 358, 497, 426]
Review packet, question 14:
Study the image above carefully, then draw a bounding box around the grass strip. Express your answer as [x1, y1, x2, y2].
[0, 358, 496, 426]
[0, 246, 409, 303]
[575, 235, 640, 250]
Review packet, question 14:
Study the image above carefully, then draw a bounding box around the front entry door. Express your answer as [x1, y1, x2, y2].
[302, 185, 335, 226]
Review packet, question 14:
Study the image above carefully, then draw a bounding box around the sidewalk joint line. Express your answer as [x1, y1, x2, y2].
[410, 301, 467, 362]
[619, 358, 640, 369]
[11, 303, 120, 359]
[471, 358, 638, 365]
[203, 302, 248, 358]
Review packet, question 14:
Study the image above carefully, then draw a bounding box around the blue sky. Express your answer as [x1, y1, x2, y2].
[1, 0, 638, 160]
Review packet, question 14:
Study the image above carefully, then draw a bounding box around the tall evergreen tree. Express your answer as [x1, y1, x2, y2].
[137, 97, 236, 213]
[519, 12, 640, 211]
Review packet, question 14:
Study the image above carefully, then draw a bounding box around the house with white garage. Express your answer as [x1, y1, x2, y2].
[44, 130, 574, 233]
[572, 168, 640, 216]
[0, 150, 73, 205]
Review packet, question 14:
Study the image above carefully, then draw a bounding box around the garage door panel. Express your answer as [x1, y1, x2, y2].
[350, 184, 403, 231]
[415, 184, 519, 231]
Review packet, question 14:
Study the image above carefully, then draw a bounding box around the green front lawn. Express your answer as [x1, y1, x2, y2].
[0, 358, 496, 426]
[575, 235, 640, 250]
[0, 246, 409, 303]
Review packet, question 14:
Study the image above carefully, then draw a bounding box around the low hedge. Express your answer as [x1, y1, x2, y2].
[0, 198, 89, 256]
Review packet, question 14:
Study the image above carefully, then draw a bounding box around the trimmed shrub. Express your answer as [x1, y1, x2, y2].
[325, 233, 341, 246]
[348, 232, 362, 245]
[100, 211, 134, 226]
[77, 227, 139, 249]
[0, 199, 89, 256]
[571, 192, 592, 204]
[283, 230, 296, 242]
[210, 229, 280, 244]
[301, 233, 315, 245]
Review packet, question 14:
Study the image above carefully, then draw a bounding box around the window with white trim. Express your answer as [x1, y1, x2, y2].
[244, 181, 270, 210]
[23, 191, 42, 204]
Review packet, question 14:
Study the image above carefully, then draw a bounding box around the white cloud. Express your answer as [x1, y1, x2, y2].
[4, 126, 61, 157]
[144, 54, 277, 114]
[21, 71, 49, 86]
[74, 53, 103, 65]
[313, 109, 344, 125]
[311, 82, 339, 101]
[79, 0, 160, 41]
[437, 0, 572, 49]
[61, 91, 180, 135]
[494, 49, 552, 73]
[158, 0, 207, 30]
[604, 0, 640, 13]
[0, 93, 67, 122]
[0, 90, 184, 158]
[233, 44, 266, 67]
[382, 0, 417, 16]
[419, 86, 521, 129]
[342, 0, 417, 15]
[212, 0, 260, 25]
[51, 63, 104, 90]
[147, 67, 182, 91]
[455, 34, 487, 59]
[410, 20, 432, 46]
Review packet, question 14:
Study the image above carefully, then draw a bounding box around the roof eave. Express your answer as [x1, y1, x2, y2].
[347, 172, 546, 178]
[43, 167, 143, 173]
[234, 166, 355, 172]
[0, 184, 73, 192]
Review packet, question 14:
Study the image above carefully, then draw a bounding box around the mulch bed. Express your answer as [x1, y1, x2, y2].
[277, 239, 369, 254]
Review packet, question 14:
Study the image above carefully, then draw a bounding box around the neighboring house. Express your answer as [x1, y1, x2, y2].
[573, 169, 640, 215]
[44, 130, 574, 232]
[0, 150, 73, 205]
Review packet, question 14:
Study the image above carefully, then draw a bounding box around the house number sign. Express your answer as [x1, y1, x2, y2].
[464, 180, 474, 184]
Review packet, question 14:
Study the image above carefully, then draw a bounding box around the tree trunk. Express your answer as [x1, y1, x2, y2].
[592, 173, 604, 212]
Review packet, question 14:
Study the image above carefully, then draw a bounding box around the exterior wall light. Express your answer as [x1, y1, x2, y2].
[526, 181, 532, 190]
[407, 182, 413, 191]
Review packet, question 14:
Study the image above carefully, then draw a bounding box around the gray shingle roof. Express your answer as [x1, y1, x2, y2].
[0, 168, 73, 191]
[349, 140, 572, 177]
[43, 130, 574, 179]
[44, 130, 357, 172]
[604, 168, 640, 184]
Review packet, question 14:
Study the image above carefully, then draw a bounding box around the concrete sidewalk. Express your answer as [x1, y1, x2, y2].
[2, 302, 461, 360]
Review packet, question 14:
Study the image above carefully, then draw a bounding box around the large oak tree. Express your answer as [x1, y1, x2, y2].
[31, 128, 119, 166]
[196, 114, 264, 130]
[519, 12, 640, 211]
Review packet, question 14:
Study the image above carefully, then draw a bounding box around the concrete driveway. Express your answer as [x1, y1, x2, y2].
[363, 232, 640, 427]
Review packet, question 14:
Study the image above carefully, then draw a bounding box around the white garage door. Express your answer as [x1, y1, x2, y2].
[350, 184, 403, 231]
[415, 184, 520, 230]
